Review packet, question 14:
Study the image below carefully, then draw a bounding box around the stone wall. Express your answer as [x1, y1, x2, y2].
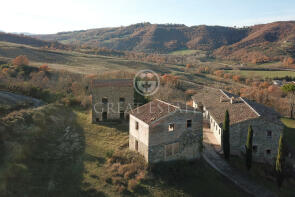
[129, 134, 149, 161]
[129, 115, 149, 161]
[129, 110, 203, 163]
[231, 118, 283, 163]
[193, 96, 283, 164]
[92, 86, 134, 123]
[148, 110, 203, 163]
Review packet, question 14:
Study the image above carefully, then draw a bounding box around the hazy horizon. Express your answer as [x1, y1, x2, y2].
[1, 0, 295, 34]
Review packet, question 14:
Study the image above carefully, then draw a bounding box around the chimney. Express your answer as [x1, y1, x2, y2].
[198, 103, 204, 112]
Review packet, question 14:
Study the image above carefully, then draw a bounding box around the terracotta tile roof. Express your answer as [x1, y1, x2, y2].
[130, 99, 196, 125]
[91, 79, 133, 88]
[192, 87, 281, 125]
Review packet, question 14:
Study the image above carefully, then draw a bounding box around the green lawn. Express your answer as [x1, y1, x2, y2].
[170, 49, 201, 55]
[227, 70, 295, 79]
[281, 118, 295, 150]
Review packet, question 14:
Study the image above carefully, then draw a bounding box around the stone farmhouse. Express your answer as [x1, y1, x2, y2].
[91, 79, 134, 123]
[192, 87, 284, 163]
[129, 99, 203, 163]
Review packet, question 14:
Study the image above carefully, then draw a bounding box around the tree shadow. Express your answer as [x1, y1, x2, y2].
[146, 159, 250, 197]
[1, 107, 107, 197]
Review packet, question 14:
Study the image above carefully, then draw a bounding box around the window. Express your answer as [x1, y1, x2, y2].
[135, 140, 138, 151]
[96, 118, 99, 122]
[186, 120, 192, 128]
[119, 97, 125, 103]
[135, 121, 139, 130]
[168, 123, 175, 132]
[266, 149, 271, 155]
[165, 142, 179, 158]
[253, 145, 258, 153]
[102, 97, 108, 104]
[267, 130, 272, 137]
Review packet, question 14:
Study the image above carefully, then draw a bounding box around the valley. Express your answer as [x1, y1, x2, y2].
[0, 19, 295, 197]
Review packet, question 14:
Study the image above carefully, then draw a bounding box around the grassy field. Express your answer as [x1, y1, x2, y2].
[170, 49, 203, 55]
[0, 41, 181, 75]
[281, 118, 295, 150]
[0, 41, 225, 89]
[227, 70, 295, 79]
[0, 103, 250, 197]
[75, 109, 250, 197]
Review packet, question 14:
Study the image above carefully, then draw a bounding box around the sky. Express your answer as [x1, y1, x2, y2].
[1, 0, 295, 34]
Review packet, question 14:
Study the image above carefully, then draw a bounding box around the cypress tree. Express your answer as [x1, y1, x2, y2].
[276, 133, 285, 188]
[245, 125, 253, 170]
[222, 110, 230, 160]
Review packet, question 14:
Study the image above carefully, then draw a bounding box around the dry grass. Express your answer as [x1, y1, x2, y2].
[75, 109, 250, 197]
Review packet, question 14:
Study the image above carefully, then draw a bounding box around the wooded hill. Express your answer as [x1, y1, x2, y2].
[34, 23, 248, 53]
[33, 21, 295, 64]
[0, 21, 294, 64]
[0, 32, 69, 50]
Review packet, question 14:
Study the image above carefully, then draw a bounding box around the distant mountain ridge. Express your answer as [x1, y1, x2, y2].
[33, 21, 295, 63]
[0, 32, 68, 49]
[34, 22, 248, 53]
[1, 21, 294, 64]
[214, 21, 295, 63]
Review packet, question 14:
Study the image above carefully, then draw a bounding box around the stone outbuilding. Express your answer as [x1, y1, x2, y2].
[192, 87, 284, 163]
[129, 99, 203, 163]
[91, 79, 134, 123]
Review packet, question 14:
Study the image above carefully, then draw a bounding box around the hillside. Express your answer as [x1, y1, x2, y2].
[214, 21, 295, 63]
[0, 32, 68, 49]
[0, 41, 187, 75]
[34, 21, 295, 63]
[0, 91, 44, 117]
[34, 23, 248, 53]
[0, 104, 85, 196]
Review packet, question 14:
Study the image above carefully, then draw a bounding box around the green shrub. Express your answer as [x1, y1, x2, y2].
[105, 150, 114, 158]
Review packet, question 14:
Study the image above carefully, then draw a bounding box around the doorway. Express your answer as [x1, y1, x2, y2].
[120, 111, 125, 120]
[102, 112, 107, 121]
